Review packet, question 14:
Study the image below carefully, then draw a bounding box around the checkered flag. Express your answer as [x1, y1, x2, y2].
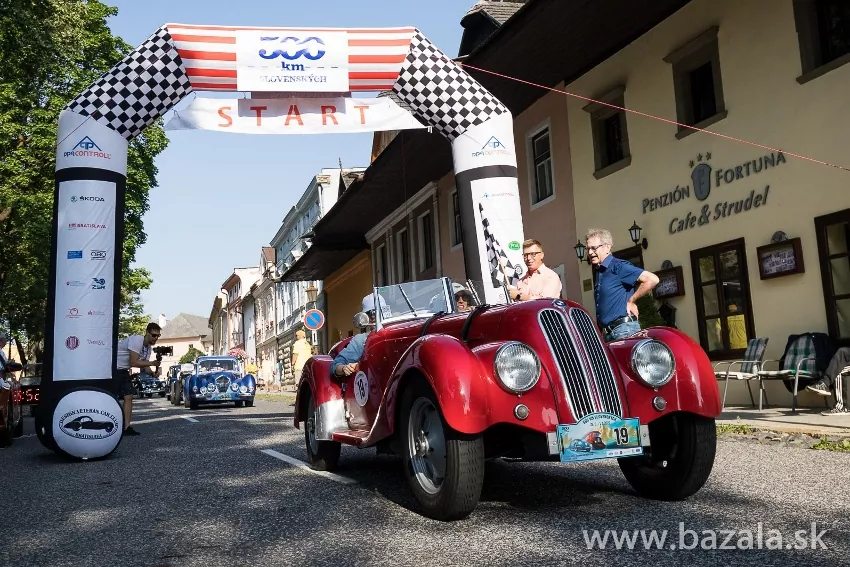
[66, 26, 192, 140]
[393, 30, 508, 142]
[480, 203, 520, 289]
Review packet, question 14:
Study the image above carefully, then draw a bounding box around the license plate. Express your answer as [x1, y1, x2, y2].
[557, 412, 643, 463]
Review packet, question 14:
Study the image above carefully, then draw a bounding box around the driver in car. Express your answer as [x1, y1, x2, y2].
[331, 293, 388, 378]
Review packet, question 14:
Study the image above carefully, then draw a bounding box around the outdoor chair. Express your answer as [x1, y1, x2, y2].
[756, 334, 831, 413]
[714, 337, 769, 410]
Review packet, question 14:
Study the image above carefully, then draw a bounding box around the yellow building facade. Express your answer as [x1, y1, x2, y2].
[566, 0, 850, 407]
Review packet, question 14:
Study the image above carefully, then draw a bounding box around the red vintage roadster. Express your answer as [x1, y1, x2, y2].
[294, 278, 721, 520]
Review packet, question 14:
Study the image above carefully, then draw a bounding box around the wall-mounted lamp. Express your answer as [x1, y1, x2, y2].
[305, 282, 319, 304]
[573, 240, 586, 261]
[629, 221, 648, 250]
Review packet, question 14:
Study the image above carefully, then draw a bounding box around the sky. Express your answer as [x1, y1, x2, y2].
[103, 0, 472, 321]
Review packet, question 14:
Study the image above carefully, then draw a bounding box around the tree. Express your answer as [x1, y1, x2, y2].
[636, 294, 666, 329]
[180, 347, 204, 364]
[0, 1, 166, 357]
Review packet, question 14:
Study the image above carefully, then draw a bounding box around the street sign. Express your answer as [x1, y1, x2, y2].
[303, 309, 325, 331]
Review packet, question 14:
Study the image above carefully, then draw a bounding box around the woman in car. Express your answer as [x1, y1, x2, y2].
[455, 289, 475, 312]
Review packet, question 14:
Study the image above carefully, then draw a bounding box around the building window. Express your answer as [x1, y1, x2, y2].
[530, 127, 554, 204]
[418, 211, 435, 271]
[397, 229, 411, 282]
[375, 244, 387, 286]
[583, 86, 631, 179]
[690, 238, 756, 358]
[450, 189, 462, 248]
[815, 209, 850, 344]
[189, 344, 193, 349]
[793, 0, 850, 83]
[664, 26, 727, 139]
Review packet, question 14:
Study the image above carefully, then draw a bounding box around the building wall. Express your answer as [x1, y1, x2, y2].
[324, 251, 373, 348]
[566, 0, 850, 406]
[437, 173, 466, 282]
[511, 87, 581, 301]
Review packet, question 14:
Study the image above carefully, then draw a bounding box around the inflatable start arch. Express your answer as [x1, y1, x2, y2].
[39, 24, 526, 459]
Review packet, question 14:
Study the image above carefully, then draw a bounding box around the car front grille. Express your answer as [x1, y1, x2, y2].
[215, 375, 230, 393]
[539, 307, 623, 420]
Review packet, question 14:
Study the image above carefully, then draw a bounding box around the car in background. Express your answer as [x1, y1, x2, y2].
[170, 363, 196, 406]
[165, 364, 181, 401]
[135, 370, 167, 398]
[0, 350, 24, 447]
[182, 356, 256, 410]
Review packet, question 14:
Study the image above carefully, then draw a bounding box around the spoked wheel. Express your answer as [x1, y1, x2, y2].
[401, 382, 484, 521]
[304, 390, 340, 471]
[618, 412, 716, 501]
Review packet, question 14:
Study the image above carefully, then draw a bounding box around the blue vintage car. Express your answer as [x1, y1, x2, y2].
[183, 356, 256, 410]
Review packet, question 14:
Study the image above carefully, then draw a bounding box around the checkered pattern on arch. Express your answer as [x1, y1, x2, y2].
[393, 31, 508, 141]
[66, 26, 192, 140]
[480, 203, 520, 290]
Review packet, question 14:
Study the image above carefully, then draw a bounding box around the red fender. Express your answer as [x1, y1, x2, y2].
[293, 355, 340, 429]
[376, 334, 493, 437]
[606, 327, 722, 423]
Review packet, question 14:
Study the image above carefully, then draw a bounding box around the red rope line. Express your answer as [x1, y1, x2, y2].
[459, 62, 850, 173]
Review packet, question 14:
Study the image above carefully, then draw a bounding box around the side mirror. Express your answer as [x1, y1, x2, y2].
[4, 361, 23, 373]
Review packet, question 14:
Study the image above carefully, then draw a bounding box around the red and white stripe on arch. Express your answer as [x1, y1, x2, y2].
[166, 23, 416, 92]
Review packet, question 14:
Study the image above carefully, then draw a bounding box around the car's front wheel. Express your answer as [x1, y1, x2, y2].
[400, 381, 485, 521]
[618, 412, 716, 501]
[304, 389, 340, 471]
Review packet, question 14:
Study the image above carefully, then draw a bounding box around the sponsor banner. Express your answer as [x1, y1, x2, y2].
[54, 179, 115, 381]
[55, 110, 128, 174]
[53, 390, 123, 459]
[235, 31, 350, 92]
[165, 96, 427, 135]
[452, 113, 517, 173]
[53, 329, 112, 381]
[470, 178, 526, 305]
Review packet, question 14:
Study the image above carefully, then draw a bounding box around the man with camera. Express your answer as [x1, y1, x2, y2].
[115, 322, 163, 435]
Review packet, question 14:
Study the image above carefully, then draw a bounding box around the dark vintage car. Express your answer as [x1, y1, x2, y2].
[165, 364, 181, 401]
[170, 363, 196, 406]
[135, 371, 167, 398]
[294, 277, 722, 521]
[182, 356, 256, 410]
[0, 350, 24, 447]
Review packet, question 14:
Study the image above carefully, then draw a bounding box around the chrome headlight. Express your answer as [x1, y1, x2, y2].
[494, 342, 541, 393]
[240, 385, 248, 394]
[631, 339, 675, 387]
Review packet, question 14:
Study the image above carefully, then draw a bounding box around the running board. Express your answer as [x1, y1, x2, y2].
[332, 429, 370, 446]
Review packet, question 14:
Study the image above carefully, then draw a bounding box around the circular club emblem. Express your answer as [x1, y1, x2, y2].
[71, 196, 77, 202]
[53, 390, 123, 460]
[353, 371, 369, 407]
[66, 336, 80, 350]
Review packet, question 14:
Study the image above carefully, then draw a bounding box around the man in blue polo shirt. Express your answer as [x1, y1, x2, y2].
[586, 228, 660, 341]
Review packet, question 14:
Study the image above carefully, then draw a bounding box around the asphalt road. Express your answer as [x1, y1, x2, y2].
[2, 397, 848, 567]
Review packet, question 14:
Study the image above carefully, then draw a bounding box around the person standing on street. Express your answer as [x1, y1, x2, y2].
[291, 329, 312, 384]
[586, 228, 659, 341]
[115, 323, 162, 435]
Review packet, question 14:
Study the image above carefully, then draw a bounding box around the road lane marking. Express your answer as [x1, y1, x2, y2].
[181, 416, 199, 423]
[260, 449, 356, 485]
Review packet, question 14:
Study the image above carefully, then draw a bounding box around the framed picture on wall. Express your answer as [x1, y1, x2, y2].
[756, 237, 804, 280]
[653, 266, 685, 299]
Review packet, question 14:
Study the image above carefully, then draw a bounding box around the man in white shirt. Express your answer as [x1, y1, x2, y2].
[116, 323, 162, 435]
